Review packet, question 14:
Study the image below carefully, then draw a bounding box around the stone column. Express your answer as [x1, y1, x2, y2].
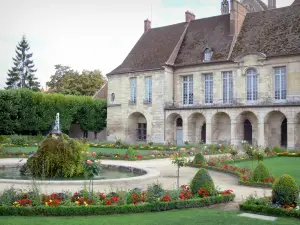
[287, 121, 295, 150]
[230, 120, 237, 146]
[182, 117, 189, 144]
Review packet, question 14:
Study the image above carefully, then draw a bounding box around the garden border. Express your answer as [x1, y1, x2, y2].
[239, 203, 300, 219]
[0, 194, 235, 216]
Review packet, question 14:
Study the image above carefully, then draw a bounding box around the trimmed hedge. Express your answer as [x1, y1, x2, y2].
[240, 203, 300, 219]
[0, 194, 234, 216]
[0, 89, 106, 135]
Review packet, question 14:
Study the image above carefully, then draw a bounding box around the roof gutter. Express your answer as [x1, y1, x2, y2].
[106, 67, 163, 76]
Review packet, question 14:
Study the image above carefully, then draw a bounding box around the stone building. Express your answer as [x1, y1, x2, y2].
[106, 0, 300, 149]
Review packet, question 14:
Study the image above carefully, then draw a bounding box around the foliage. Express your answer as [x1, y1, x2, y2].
[146, 183, 165, 203]
[0, 89, 106, 135]
[190, 168, 216, 195]
[0, 144, 3, 153]
[171, 152, 187, 189]
[10, 135, 28, 146]
[83, 154, 102, 178]
[6, 35, 40, 90]
[229, 145, 238, 156]
[252, 163, 270, 182]
[46, 65, 106, 96]
[272, 174, 299, 205]
[277, 152, 300, 157]
[125, 148, 137, 160]
[273, 146, 284, 153]
[20, 134, 89, 178]
[193, 152, 206, 165]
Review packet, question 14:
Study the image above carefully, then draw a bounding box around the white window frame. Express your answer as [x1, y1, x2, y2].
[145, 77, 152, 104]
[222, 71, 233, 104]
[182, 75, 193, 106]
[204, 73, 213, 104]
[130, 77, 137, 104]
[204, 49, 213, 62]
[274, 66, 286, 102]
[246, 68, 258, 103]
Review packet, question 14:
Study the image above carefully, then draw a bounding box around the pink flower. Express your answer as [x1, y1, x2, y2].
[92, 152, 97, 157]
[86, 160, 93, 165]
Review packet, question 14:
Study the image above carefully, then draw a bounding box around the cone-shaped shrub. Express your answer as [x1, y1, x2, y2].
[193, 152, 206, 165]
[21, 133, 88, 178]
[252, 162, 269, 182]
[190, 168, 216, 195]
[272, 174, 299, 205]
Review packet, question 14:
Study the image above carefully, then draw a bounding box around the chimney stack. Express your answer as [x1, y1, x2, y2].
[144, 19, 151, 32]
[185, 10, 195, 23]
[268, 0, 276, 9]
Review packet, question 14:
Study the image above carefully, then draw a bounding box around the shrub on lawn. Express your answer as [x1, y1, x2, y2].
[272, 146, 283, 153]
[193, 152, 206, 165]
[190, 168, 216, 195]
[252, 163, 269, 182]
[125, 148, 137, 160]
[272, 174, 299, 205]
[147, 183, 165, 203]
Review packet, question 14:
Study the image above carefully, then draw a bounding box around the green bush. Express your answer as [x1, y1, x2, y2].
[272, 174, 299, 205]
[193, 152, 206, 165]
[0, 135, 10, 144]
[10, 135, 28, 146]
[190, 168, 216, 195]
[147, 183, 164, 203]
[126, 148, 137, 160]
[264, 147, 272, 154]
[251, 163, 269, 182]
[21, 133, 88, 178]
[272, 146, 283, 153]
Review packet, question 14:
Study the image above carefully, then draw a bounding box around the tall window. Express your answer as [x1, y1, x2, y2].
[274, 67, 286, 101]
[222, 71, 233, 104]
[204, 48, 213, 61]
[204, 74, 213, 104]
[145, 77, 152, 104]
[130, 77, 137, 104]
[246, 68, 258, 102]
[137, 123, 147, 141]
[182, 75, 193, 105]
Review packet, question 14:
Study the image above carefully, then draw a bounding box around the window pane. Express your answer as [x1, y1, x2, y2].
[204, 74, 213, 104]
[130, 78, 136, 103]
[145, 77, 152, 103]
[222, 71, 233, 103]
[182, 75, 193, 105]
[274, 67, 286, 100]
[246, 69, 257, 101]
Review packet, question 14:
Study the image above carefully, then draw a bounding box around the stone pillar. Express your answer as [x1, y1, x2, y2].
[206, 122, 212, 144]
[287, 121, 295, 150]
[182, 117, 189, 144]
[257, 119, 265, 147]
[230, 120, 237, 146]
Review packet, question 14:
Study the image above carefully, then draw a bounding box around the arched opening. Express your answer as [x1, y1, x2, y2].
[201, 123, 206, 143]
[166, 113, 183, 145]
[296, 113, 300, 148]
[281, 118, 287, 147]
[176, 118, 183, 146]
[187, 113, 206, 144]
[236, 111, 258, 146]
[244, 119, 252, 144]
[264, 111, 287, 148]
[211, 112, 231, 144]
[128, 112, 147, 143]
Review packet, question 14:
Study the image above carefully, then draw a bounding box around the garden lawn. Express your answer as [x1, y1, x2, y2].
[234, 157, 300, 185]
[2, 146, 158, 156]
[0, 209, 299, 225]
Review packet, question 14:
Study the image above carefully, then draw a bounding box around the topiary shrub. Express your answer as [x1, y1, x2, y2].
[251, 163, 269, 182]
[190, 168, 216, 195]
[273, 146, 283, 153]
[20, 133, 88, 178]
[272, 174, 299, 205]
[193, 152, 206, 165]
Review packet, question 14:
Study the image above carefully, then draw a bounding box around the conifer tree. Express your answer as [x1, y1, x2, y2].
[6, 35, 40, 90]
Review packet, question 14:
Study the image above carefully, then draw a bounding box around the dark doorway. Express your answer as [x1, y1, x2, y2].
[201, 123, 206, 143]
[244, 119, 252, 144]
[281, 118, 287, 147]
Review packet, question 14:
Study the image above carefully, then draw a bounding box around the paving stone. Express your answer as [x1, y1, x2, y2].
[238, 213, 277, 221]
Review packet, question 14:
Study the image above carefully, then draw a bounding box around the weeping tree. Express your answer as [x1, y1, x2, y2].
[6, 35, 40, 91]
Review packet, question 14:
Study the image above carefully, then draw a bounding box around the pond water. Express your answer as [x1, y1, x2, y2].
[0, 166, 146, 180]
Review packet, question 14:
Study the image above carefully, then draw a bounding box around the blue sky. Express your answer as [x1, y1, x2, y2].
[0, 0, 294, 89]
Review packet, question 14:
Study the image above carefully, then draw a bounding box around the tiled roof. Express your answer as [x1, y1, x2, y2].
[231, 4, 300, 59]
[174, 14, 232, 66]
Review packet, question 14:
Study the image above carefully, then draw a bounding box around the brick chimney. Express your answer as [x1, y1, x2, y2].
[185, 10, 195, 23]
[268, 0, 276, 9]
[144, 19, 151, 32]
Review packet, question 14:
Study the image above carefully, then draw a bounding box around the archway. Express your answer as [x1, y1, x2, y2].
[236, 111, 258, 146]
[264, 111, 287, 148]
[296, 113, 300, 148]
[166, 113, 183, 145]
[128, 112, 147, 143]
[211, 112, 231, 144]
[187, 113, 206, 144]
[201, 123, 206, 143]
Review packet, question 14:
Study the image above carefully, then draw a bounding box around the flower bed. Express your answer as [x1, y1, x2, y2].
[277, 152, 300, 157]
[240, 197, 300, 219]
[188, 163, 275, 188]
[0, 186, 235, 216]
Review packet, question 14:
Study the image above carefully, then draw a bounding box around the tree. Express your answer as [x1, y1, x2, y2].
[6, 35, 40, 90]
[47, 65, 106, 96]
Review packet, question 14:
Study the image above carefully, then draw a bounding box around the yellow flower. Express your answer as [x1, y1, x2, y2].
[49, 199, 52, 203]
[45, 202, 48, 206]
[75, 201, 79, 205]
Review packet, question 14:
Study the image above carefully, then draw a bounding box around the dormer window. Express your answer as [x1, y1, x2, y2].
[204, 48, 213, 62]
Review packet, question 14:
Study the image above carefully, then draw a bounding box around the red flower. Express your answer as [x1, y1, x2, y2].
[221, 190, 233, 196]
[105, 200, 111, 205]
[137, 155, 142, 159]
[161, 195, 171, 202]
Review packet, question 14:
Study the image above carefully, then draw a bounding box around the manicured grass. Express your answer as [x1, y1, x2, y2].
[0, 209, 298, 225]
[234, 157, 300, 185]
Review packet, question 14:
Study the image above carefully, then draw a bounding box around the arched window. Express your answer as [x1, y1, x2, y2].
[246, 68, 258, 102]
[176, 118, 183, 127]
[204, 48, 213, 61]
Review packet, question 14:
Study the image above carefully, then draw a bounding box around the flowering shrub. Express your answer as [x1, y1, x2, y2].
[83, 153, 102, 178]
[160, 195, 171, 202]
[42, 193, 65, 207]
[198, 188, 210, 198]
[179, 185, 192, 200]
[71, 192, 93, 206]
[220, 190, 234, 196]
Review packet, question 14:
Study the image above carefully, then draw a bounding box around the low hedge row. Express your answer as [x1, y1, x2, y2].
[188, 164, 272, 189]
[240, 203, 300, 219]
[0, 194, 234, 216]
[277, 153, 300, 157]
